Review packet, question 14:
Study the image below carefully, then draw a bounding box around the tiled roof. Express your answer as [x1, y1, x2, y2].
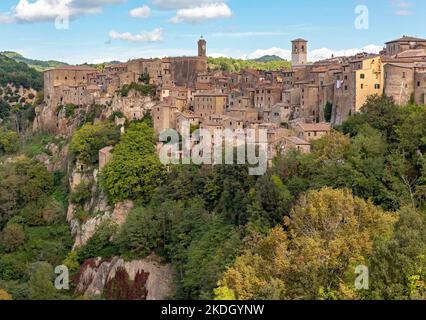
[297, 122, 331, 132]
[386, 35, 426, 44]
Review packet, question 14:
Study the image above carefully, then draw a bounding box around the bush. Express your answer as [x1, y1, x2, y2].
[120, 82, 156, 97]
[70, 181, 93, 205]
[1, 224, 26, 252]
[0, 130, 19, 154]
[64, 103, 76, 118]
[76, 221, 119, 262]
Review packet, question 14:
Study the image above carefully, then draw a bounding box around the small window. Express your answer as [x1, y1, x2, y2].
[360, 74, 365, 79]
[374, 84, 381, 89]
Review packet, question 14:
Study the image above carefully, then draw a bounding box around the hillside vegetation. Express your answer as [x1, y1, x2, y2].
[208, 56, 291, 72]
[0, 54, 43, 91]
[1, 51, 68, 72]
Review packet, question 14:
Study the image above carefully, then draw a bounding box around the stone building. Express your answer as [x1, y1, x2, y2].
[293, 122, 331, 142]
[292, 38, 308, 66]
[193, 93, 228, 118]
[254, 86, 282, 112]
[385, 36, 426, 56]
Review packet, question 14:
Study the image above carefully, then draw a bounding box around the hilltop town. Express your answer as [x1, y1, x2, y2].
[36, 35, 426, 162]
[1, 34, 426, 301]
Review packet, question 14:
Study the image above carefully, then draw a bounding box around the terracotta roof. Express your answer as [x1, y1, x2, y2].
[285, 136, 311, 145]
[296, 122, 331, 132]
[396, 49, 426, 58]
[386, 36, 426, 44]
[195, 82, 214, 90]
[46, 65, 97, 72]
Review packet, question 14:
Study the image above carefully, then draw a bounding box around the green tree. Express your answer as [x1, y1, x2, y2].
[1, 223, 26, 252]
[70, 122, 120, 165]
[369, 206, 426, 300]
[28, 262, 57, 300]
[216, 188, 397, 300]
[101, 122, 166, 204]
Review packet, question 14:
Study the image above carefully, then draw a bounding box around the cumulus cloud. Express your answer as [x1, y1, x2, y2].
[243, 44, 383, 61]
[109, 28, 164, 42]
[129, 5, 152, 18]
[0, 0, 125, 23]
[170, 2, 232, 23]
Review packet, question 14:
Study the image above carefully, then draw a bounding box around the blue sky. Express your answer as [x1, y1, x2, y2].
[0, 0, 425, 64]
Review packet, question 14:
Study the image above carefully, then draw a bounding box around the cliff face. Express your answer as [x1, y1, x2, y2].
[67, 166, 134, 249]
[33, 90, 158, 136]
[74, 255, 173, 300]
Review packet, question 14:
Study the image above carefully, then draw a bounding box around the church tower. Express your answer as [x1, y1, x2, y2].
[198, 36, 207, 57]
[291, 38, 308, 66]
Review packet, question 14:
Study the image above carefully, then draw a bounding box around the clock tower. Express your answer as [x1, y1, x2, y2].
[198, 36, 207, 57]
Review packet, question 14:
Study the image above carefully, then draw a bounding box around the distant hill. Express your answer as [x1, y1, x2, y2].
[254, 55, 284, 62]
[0, 54, 43, 90]
[1, 51, 68, 72]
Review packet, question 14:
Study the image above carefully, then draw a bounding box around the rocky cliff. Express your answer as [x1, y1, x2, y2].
[33, 89, 158, 136]
[74, 255, 173, 300]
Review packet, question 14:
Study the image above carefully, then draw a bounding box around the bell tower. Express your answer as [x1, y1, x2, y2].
[198, 36, 206, 57]
[291, 38, 308, 66]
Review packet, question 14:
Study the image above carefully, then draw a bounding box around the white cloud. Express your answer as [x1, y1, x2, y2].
[392, 0, 415, 16]
[109, 28, 164, 42]
[129, 5, 152, 18]
[170, 2, 232, 23]
[0, 0, 125, 23]
[244, 47, 292, 60]
[152, 0, 219, 10]
[212, 31, 289, 38]
[242, 44, 383, 61]
[0, 14, 15, 24]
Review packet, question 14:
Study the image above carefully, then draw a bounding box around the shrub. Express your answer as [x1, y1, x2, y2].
[70, 181, 93, 205]
[1, 224, 26, 252]
[120, 82, 156, 97]
[0, 130, 19, 154]
[76, 221, 119, 262]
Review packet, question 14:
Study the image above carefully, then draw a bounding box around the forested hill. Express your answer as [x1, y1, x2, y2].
[0, 54, 43, 91]
[1, 51, 68, 72]
[207, 56, 291, 72]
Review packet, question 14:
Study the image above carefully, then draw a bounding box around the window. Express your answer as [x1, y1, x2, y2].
[361, 84, 364, 89]
[418, 81, 421, 87]
[360, 74, 365, 79]
[403, 72, 406, 78]
[374, 84, 381, 89]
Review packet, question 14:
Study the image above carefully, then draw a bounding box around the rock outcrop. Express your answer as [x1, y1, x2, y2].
[74, 255, 173, 300]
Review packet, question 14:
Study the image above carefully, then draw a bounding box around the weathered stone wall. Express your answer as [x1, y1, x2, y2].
[170, 57, 207, 88]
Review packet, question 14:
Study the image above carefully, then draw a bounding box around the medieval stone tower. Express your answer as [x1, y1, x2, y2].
[198, 36, 207, 57]
[291, 38, 308, 66]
